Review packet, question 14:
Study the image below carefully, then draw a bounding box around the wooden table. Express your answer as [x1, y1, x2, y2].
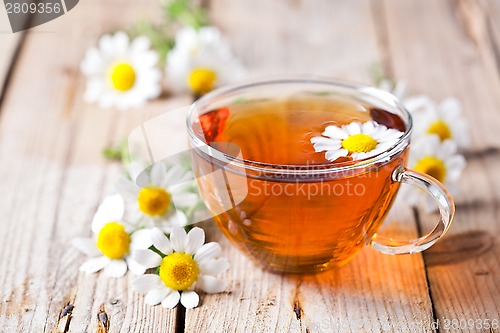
[1, 0, 499, 332]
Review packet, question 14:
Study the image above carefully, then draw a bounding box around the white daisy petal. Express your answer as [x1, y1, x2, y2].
[98, 34, 114, 57]
[112, 31, 129, 54]
[351, 152, 363, 160]
[151, 228, 173, 255]
[117, 177, 140, 200]
[345, 122, 361, 135]
[80, 256, 110, 274]
[91, 194, 125, 233]
[165, 183, 192, 196]
[163, 165, 187, 187]
[403, 96, 433, 113]
[170, 227, 187, 252]
[131, 35, 151, 53]
[375, 141, 395, 153]
[446, 156, 466, 182]
[103, 259, 128, 278]
[132, 249, 162, 268]
[180, 290, 200, 309]
[323, 125, 348, 139]
[171, 192, 199, 208]
[185, 227, 205, 255]
[126, 256, 146, 275]
[412, 136, 439, 158]
[194, 242, 222, 265]
[377, 129, 404, 142]
[131, 229, 153, 250]
[310, 136, 342, 152]
[439, 97, 461, 116]
[437, 140, 457, 159]
[145, 286, 170, 306]
[128, 161, 147, 183]
[165, 210, 189, 228]
[392, 81, 407, 99]
[199, 258, 230, 276]
[378, 79, 393, 93]
[361, 121, 376, 133]
[133, 274, 162, 292]
[447, 155, 467, 171]
[325, 149, 348, 162]
[72, 237, 100, 257]
[161, 290, 181, 309]
[150, 163, 166, 185]
[197, 275, 227, 294]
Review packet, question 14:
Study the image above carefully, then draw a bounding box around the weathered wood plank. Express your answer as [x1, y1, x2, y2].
[0, 8, 22, 100]
[483, 0, 500, 74]
[210, 0, 379, 81]
[185, 1, 435, 332]
[382, 0, 500, 151]
[382, 0, 500, 326]
[0, 0, 179, 332]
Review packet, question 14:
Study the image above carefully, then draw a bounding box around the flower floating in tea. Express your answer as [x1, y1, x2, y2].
[411, 97, 469, 149]
[71, 195, 153, 277]
[310, 120, 404, 162]
[132, 227, 229, 309]
[118, 163, 199, 233]
[166, 26, 246, 95]
[80, 32, 162, 110]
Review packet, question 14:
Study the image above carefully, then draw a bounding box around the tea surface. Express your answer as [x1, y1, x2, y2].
[195, 94, 405, 165]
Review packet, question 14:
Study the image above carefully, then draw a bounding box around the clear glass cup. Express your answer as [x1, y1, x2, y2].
[187, 78, 454, 274]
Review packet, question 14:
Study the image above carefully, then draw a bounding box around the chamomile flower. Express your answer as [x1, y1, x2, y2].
[80, 32, 161, 110]
[412, 97, 469, 149]
[132, 227, 229, 309]
[404, 135, 466, 209]
[311, 121, 404, 162]
[118, 163, 198, 232]
[71, 194, 153, 278]
[166, 26, 246, 95]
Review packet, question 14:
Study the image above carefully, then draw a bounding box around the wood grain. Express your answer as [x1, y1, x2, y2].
[209, 0, 379, 81]
[0, 0, 178, 332]
[382, 0, 500, 327]
[0, 8, 22, 101]
[0, 0, 499, 332]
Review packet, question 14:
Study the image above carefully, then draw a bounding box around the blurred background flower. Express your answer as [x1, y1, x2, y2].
[166, 26, 246, 95]
[80, 32, 161, 110]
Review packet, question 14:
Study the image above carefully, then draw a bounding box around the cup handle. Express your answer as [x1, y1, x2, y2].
[369, 166, 455, 254]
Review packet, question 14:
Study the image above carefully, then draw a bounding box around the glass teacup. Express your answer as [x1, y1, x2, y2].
[186, 78, 454, 274]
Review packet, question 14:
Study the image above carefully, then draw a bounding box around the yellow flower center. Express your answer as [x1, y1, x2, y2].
[159, 253, 200, 291]
[342, 134, 378, 153]
[427, 120, 451, 141]
[138, 186, 171, 216]
[109, 63, 136, 91]
[96, 222, 131, 259]
[188, 68, 217, 95]
[414, 156, 447, 182]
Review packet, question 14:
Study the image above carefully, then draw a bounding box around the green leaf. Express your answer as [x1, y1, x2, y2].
[102, 139, 131, 164]
[164, 0, 209, 29]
